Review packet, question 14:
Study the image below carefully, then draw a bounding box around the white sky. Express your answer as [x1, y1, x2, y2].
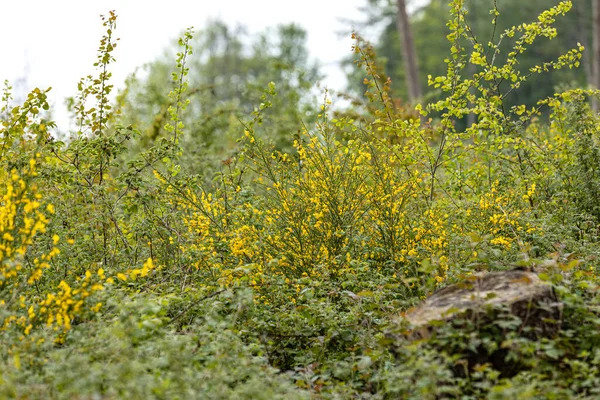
[0, 0, 427, 128]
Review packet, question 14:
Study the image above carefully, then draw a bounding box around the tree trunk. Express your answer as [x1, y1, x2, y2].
[396, 0, 422, 102]
[578, 2, 593, 92]
[592, 0, 600, 112]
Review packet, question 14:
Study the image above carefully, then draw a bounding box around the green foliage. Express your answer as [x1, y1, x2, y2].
[347, 0, 591, 114]
[117, 20, 321, 175]
[1, 2, 599, 399]
[1, 291, 307, 399]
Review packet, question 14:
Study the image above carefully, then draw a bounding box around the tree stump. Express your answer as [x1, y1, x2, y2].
[393, 269, 563, 377]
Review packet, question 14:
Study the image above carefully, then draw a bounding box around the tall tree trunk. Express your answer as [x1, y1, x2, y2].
[592, 0, 600, 112]
[396, 0, 422, 102]
[578, 2, 593, 91]
[466, 0, 478, 128]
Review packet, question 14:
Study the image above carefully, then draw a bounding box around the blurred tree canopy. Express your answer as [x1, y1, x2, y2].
[117, 20, 321, 172]
[347, 0, 591, 111]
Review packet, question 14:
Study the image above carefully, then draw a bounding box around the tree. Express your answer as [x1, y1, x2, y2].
[592, 0, 600, 111]
[347, 0, 591, 114]
[117, 20, 321, 173]
[395, 0, 421, 101]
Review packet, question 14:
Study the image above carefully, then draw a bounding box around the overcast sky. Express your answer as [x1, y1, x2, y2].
[0, 0, 427, 127]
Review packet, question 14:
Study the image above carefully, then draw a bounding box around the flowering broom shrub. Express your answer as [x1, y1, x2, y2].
[170, 2, 584, 297]
[0, 88, 109, 348]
